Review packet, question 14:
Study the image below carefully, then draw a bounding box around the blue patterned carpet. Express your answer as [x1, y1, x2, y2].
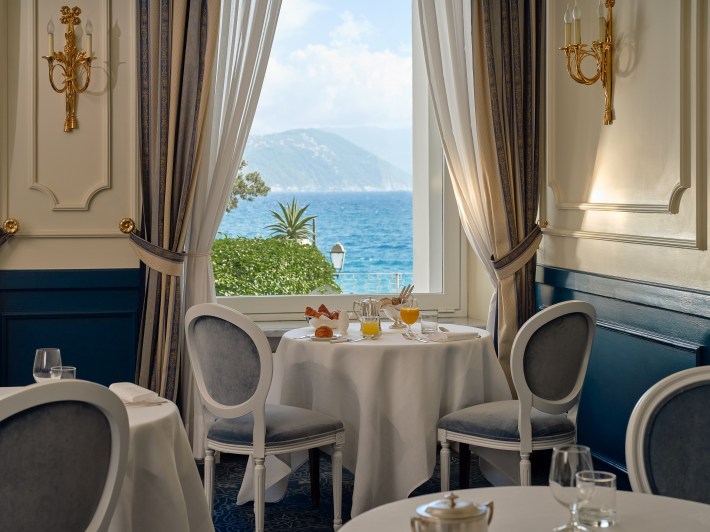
[206, 451, 496, 532]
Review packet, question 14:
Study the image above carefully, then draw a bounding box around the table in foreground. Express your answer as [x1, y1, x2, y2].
[340, 486, 710, 531]
[266, 323, 512, 517]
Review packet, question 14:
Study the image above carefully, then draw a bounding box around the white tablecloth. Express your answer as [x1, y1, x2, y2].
[109, 400, 213, 532]
[340, 486, 710, 531]
[246, 323, 511, 517]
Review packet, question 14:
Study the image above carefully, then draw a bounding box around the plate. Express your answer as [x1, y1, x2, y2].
[309, 334, 341, 342]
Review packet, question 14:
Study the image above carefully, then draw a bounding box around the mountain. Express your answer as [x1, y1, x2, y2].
[242, 129, 412, 192]
[322, 126, 413, 174]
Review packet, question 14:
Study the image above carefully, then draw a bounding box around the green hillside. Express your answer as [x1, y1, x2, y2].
[243, 129, 412, 192]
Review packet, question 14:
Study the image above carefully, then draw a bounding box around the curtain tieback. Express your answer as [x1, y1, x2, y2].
[0, 230, 13, 248]
[185, 250, 212, 258]
[492, 225, 543, 280]
[128, 233, 185, 277]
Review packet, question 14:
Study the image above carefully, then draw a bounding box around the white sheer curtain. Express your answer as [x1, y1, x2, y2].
[182, 0, 282, 454]
[417, 0, 499, 332]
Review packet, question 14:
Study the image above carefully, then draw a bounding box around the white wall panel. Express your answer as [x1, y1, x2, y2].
[540, 0, 710, 290]
[0, 0, 138, 268]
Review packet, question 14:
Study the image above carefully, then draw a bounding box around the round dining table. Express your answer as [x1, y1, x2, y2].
[340, 486, 710, 531]
[238, 322, 512, 517]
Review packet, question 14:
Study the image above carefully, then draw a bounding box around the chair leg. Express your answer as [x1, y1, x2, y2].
[309, 448, 321, 507]
[254, 456, 266, 532]
[440, 440, 451, 491]
[332, 440, 343, 531]
[459, 443, 470, 489]
[204, 448, 215, 515]
[519, 452, 531, 486]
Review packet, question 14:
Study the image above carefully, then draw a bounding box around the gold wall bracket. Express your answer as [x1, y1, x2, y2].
[119, 218, 135, 234]
[42, 6, 94, 132]
[2, 219, 19, 235]
[560, 0, 615, 125]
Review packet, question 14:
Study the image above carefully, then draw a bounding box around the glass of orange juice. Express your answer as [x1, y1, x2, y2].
[361, 316, 381, 338]
[400, 296, 419, 336]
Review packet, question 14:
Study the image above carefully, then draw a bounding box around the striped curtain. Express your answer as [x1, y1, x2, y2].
[132, 0, 218, 400]
[419, 0, 544, 391]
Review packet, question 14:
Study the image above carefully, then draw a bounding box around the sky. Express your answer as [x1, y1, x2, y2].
[250, 0, 413, 135]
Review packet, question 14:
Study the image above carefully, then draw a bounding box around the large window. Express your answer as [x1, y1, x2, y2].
[218, 0, 466, 319]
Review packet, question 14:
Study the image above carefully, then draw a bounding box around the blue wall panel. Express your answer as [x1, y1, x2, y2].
[0, 269, 142, 387]
[536, 266, 710, 477]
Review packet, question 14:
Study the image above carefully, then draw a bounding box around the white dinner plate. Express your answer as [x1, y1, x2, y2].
[309, 334, 341, 342]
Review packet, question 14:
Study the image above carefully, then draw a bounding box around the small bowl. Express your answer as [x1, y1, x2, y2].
[381, 304, 407, 329]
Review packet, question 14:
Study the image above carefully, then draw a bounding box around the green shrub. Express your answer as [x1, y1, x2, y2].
[212, 235, 341, 296]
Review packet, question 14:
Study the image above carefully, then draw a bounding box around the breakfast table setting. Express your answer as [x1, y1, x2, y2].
[238, 288, 512, 517]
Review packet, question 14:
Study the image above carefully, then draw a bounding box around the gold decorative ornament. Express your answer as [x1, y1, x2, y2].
[42, 6, 94, 132]
[3, 219, 19, 234]
[560, 0, 615, 125]
[119, 218, 135, 234]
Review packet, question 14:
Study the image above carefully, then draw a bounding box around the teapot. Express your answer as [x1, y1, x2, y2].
[410, 493, 494, 532]
[352, 296, 381, 322]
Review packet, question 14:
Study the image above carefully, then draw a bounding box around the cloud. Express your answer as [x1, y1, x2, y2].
[252, 7, 412, 134]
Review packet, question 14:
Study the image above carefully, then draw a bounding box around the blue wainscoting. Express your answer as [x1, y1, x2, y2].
[0, 269, 143, 387]
[536, 266, 710, 477]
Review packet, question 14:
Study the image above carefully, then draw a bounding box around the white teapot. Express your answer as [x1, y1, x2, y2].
[410, 493, 494, 532]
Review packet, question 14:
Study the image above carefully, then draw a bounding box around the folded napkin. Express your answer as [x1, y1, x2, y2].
[109, 382, 160, 403]
[426, 331, 481, 343]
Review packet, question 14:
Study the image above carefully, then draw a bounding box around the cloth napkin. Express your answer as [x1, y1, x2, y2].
[109, 382, 160, 403]
[426, 331, 481, 343]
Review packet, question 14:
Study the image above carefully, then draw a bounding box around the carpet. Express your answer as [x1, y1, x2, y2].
[207, 451, 496, 532]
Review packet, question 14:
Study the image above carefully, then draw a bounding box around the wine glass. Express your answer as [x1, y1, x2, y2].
[400, 296, 420, 337]
[33, 348, 62, 383]
[549, 444, 594, 532]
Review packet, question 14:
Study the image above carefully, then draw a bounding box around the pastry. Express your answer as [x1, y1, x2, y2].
[314, 325, 334, 338]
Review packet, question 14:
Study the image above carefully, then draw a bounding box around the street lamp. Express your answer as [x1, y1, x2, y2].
[329, 242, 346, 276]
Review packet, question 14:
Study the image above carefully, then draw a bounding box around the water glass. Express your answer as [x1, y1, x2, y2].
[33, 348, 62, 383]
[549, 444, 594, 531]
[50, 366, 77, 380]
[576, 470, 617, 528]
[420, 310, 438, 334]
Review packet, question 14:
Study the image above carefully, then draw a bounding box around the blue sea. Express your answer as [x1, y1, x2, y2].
[217, 191, 413, 294]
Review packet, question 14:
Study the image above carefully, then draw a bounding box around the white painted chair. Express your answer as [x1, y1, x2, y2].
[625, 365, 710, 504]
[438, 300, 596, 488]
[185, 303, 345, 532]
[0, 380, 129, 532]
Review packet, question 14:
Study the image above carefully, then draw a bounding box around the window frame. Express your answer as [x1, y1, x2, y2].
[217, 1, 467, 321]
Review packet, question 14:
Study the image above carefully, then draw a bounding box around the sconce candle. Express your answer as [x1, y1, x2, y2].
[572, 1, 582, 44]
[47, 19, 55, 56]
[564, 4, 573, 46]
[42, 6, 94, 132]
[85, 20, 93, 58]
[598, 0, 607, 41]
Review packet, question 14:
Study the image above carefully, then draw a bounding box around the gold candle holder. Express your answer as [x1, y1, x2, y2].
[42, 6, 94, 132]
[560, 0, 615, 125]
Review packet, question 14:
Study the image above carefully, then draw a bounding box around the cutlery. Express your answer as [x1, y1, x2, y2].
[402, 332, 430, 343]
[295, 334, 312, 339]
[439, 326, 450, 332]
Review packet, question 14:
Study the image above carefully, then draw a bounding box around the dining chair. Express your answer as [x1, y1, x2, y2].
[185, 302, 345, 532]
[0, 380, 129, 532]
[625, 365, 710, 504]
[437, 300, 596, 488]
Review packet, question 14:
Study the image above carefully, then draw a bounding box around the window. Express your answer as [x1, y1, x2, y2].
[218, 0, 466, 319]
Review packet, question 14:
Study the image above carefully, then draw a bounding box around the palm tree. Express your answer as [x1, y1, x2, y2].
[266, 198, 316, 242]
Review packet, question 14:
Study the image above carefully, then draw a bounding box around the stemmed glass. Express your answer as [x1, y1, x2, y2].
[33, 348, 62, 383]
[549, 444, 594, 532]
[400, 296, 419, 337]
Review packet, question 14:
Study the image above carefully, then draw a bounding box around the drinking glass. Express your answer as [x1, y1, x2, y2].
[50, 366, 77, 380]
[33, 348, 62, 383]
[399, 296, 419, 336]
[576, 470, 617, 527]
[361, 316, 381, 338]
[549, 444, 594, 532]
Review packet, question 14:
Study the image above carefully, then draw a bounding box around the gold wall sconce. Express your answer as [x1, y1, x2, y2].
[560, 0, 615, 125]
[42, 6, 94, 132]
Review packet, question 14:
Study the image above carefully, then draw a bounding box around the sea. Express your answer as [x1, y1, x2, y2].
[217, 191, 413, 294]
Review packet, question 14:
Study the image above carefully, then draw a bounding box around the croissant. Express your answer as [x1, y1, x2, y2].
[315, 325, 334, 338]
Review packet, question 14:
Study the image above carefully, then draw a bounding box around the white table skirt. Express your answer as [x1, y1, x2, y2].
[109, 400, 213, 532]
[340, 486, 710, 531]
[239, 323, 511, 517]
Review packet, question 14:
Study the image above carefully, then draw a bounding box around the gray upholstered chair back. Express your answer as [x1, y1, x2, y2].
[626, 366, 710, 504]
[0, 381, 129, 532]
[511, 300, 596, 416]
[523, 312, 591, 401]
[185, 303, 274, 421]
[190, 314, 261, 406]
